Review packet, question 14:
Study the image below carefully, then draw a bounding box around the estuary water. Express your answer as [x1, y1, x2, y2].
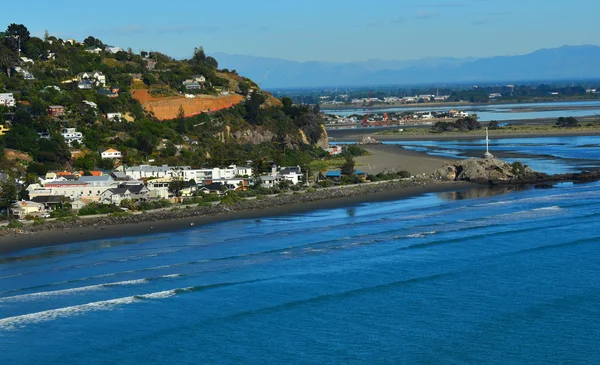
[1, 178, 600, 363]
[326, 100, 600, 121]
[393, 135, 600, 175]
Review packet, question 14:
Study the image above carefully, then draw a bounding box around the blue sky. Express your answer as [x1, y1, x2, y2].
[2, 0, 599, 62]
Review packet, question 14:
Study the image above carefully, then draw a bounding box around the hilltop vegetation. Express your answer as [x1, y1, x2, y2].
[0, 24, 327, 176]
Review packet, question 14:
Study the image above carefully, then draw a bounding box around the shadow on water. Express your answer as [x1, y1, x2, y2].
[437, 185, 531, 201]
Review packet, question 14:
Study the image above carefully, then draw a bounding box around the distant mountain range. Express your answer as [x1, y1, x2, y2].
[212, 45, 600, 89]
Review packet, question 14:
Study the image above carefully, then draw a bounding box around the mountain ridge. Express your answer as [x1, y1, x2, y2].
[212, 45, 600, 89]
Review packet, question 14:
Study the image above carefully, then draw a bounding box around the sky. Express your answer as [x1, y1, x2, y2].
[2, 0, 599, 62]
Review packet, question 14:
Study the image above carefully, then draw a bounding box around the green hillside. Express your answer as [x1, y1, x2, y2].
[0, 23, 327, 176]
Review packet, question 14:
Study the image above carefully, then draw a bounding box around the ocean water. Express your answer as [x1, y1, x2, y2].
[1, 180, 600, 364]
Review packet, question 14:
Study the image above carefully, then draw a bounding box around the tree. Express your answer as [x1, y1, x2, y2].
[83, 36, 103, 48]
[192, 47, 206, 64]
[168, 179, 186, 197]
[5, 24, 30, 51]
[488, 120, 500, 130]
[205, 56, 218, 69]
[341, 155, 355, 176]
[115, 51, 129, 61]
[556, 117, 579, 128]
[281, 97, 293, 109]
[238, 81, 250, 96]
[0, 179, 17, 217]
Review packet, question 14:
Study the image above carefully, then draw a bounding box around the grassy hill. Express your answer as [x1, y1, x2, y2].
[0, 24, 327, 177]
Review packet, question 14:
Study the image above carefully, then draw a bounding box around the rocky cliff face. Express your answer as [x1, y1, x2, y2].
[231, 124, 329, 150]
[231, 128, 276, 144]
[316, 125, 329, 150]
[434, 158, 547, 184]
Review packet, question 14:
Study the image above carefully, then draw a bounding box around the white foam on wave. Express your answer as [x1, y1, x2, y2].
[406, 231, 437, 238]
[137, 290, 177, 299]
[0, 288, 178, 330]
[0, 279, 148, 303]
[158, 274, 182, 279]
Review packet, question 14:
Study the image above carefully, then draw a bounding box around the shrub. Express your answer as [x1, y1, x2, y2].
[7, 220, 24, 228]
[33, 218, 46, 226]
[50, 208, 75, 218]
[78, 203, 123, 216]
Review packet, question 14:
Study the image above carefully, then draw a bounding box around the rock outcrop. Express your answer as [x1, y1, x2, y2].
[231, 128, 276, 144]
[316, 125, 329, 150]
[433, 158, 547, 184]
[357, 135, 382, 145]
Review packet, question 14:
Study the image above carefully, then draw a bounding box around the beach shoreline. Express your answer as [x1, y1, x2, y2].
[328, 126, 600, 142]
[0, 180, 474, 255]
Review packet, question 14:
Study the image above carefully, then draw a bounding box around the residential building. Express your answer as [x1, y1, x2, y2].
[28, 181, 105, 201]
[61, 128, 83, 146]
[0, 93, 15, 107]
[30, 195, 63, 211]
[191, 75, 206, 83]
[38, 131, 51, 139]
[78, 175, 115, 187]
[105, 46, 123, 54]
[86, 47, 103, 54]
[13, 67, 35, 80]
[0, 124, 10, 136]
[77, 71, 106, 87]
[199, 182, 235, 195]
[98, 88, 119, 97]
[47, 105, 66, 117]
[77, 79, 93, 89]
[101, 148, 122, 159]
[12, 200, 46, 219]
[106, 112, 122, 121]
[236, 166, 253, 177]
[83, 100, 98, 109]
[326, 145, 343, 155]
[125, 165, 189, 180]
[183, 80, 202, 90]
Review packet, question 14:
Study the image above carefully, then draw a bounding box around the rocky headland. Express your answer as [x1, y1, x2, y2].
[433, 157, 600, 185]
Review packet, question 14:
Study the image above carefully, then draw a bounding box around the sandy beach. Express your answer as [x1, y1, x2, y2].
[355, 144, 453, 175]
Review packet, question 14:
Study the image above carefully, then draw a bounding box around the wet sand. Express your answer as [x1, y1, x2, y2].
[356, 145, 454, 175]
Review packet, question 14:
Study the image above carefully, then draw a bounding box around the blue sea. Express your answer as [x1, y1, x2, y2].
[2, 141, 600, 364]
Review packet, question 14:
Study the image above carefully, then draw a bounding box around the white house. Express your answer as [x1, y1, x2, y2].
[61, 128, 83, 146]
[83, 100, 98, 109]
[101, 148, 122, 159]
[0, 93, 15, 107]
[105, 46, 124, 54]
[86, 47, 103, 54]
[77, 71, 106, 86]
[28, 181, 106, 202]
[106, 112, 122, 121]
[78, 175, 115, 187]
[12, 200, 46, 218]
[236, 166, 254, 177]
